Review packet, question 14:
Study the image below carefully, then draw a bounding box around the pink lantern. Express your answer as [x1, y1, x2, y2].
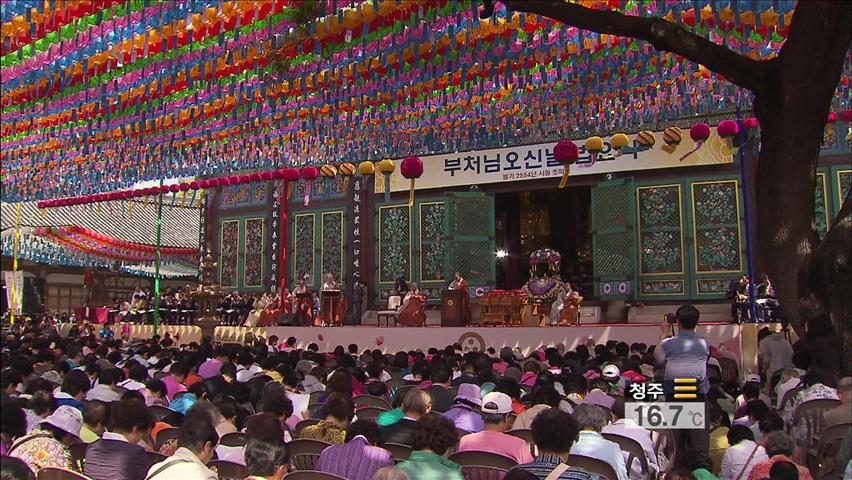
[827, 111, 838, 123]
[401, 156, 424, 206]
[680, 123, 711, 161]
[553, 140, 579, 189]
[301, 166, 319, 206]
[260, 171, 274, 181]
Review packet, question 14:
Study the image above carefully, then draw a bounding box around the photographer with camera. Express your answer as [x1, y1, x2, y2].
[654, 304, 711, 468]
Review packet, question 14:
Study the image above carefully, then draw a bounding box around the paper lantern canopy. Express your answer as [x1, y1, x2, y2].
[661, 126, 683, 153]
[401, 156, 424, 206]
[320, 164, 338, 177]
[553, 139, 579, 189]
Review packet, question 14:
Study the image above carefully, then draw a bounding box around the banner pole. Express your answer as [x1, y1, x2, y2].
[10, 203, 22, 325]
[153, 181, 164, 336]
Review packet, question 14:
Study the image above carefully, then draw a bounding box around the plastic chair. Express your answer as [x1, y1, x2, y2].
[448, 450, 518, 480]
[506, 429, 537, 457]
[792, 398, 841, 451]
[386, 378, 407, 391]
[603, 432, 651, 478]
[384, 442, 413, 463]
[567, 454, 619, 480]
[154, 427, 181, 450]
[809, 421, 852, 477]
[37, 467, 93, 480]
[779, 384, 804, 412]
[294, 419, 321, 437]
[355, 406, 388, 422]
[220, 432, 246, 447]
[354, 394, 392, 409]
[288, 439, 332, 471]
[208, 460, 248, 480]
[393, 385, 415, 402]
[283, 471, 346, 480]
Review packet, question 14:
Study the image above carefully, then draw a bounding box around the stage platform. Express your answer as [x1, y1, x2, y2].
[57, 320, 766, 379]
[213, 322, 744, 358]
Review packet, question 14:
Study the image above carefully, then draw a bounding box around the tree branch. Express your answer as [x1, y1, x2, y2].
[500, 0, 770, 96]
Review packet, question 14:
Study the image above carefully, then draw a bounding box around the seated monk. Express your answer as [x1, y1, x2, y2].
[398, 283, 427, 327]
[558, 290, 583, 326]
[258, 292, 281, 327]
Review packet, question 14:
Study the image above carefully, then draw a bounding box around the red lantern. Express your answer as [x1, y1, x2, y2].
[743, 117, 759, 130]
[301, 166, 319, 206]
[239, 174, 251, 184]
[841, 110, 852, 122]
[271, 169, 285, 180]
[553, 140, 579, 189]
[681, 123, 711, 161]
[717, 120, 740, 154]
[168, 184, 180, 193]
[191, 181, 202, 190]
[401, 156, 423, 207]
[179, 183, 190, 191]
[249, 173, 261, 182]
[827, 111, 839, 123]
[283, 168, 301, 199]
[260, 171, 274, 181]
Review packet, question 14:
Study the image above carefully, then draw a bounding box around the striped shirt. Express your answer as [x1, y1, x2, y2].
[511, 454, 602, 480]
[315, 435, 394, 480]
[654, 331, 709, 381]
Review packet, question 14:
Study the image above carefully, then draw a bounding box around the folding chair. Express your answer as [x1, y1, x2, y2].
[448, 450, 518, 480]
[288, 439, 332, 471]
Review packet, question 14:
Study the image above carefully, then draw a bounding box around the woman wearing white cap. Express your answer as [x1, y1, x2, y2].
[8, 405, 81, 475]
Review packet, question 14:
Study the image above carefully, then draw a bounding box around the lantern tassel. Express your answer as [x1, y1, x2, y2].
[679, 141, 703, 161]
[304, 180, 312, 206]
[408, 178, 415, 207]
[558, 164, 571, 189]
[343, 177, 350, 191]
[287, 181, 294, 199]
[384, 173, 391, 202]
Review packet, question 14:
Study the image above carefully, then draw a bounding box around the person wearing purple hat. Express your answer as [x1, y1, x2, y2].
[442, 383, 484, 433]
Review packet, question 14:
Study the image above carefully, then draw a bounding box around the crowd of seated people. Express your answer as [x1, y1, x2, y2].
[0, 311, 849, 480]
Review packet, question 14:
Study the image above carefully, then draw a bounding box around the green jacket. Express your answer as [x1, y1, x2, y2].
[398, 451, 464, 480]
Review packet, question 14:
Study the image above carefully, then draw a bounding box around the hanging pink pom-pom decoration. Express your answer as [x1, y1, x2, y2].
[827, 111, 839, 123]
[401, 156, 424, 207]
[717, 120, 740, 155]
[553, 140, 579, 189]
[283, 168, 301, 200]
[301, 166, 319, 206]
[680, 123, 711, 161]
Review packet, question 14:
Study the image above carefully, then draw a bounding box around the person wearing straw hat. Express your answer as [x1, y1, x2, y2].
[8, 405, 81, 475]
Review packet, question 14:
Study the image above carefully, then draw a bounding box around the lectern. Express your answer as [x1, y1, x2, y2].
[321, 290, 343, 326]
[441, 289, 468, 327]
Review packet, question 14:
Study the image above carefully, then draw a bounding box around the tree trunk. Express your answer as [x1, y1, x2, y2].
[752, 1, 851, 337]
[798, 195, 852, 375]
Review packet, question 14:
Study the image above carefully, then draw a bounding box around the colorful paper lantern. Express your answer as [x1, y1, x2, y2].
[584, 136, 604, 167]
[401, 156, 424, 207]
[610, 133, 630, 157]
[636, 131, 656, 150]
[320, 164, 338, 177]
[827, 111, 839, 123]
[283, 168, 301, 198]
[661, 126, 683, 153]
[717, 120, 740, 154]
[338, 162, 356, 190]
[680, 123, 712, 161]
[376, 159, 396, 202]
[358, 161, 376, 176]
[553, 139, 579, 189]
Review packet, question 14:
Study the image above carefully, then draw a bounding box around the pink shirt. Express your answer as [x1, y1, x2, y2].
[162, 375, 187, 401]
[457, 430, 533, 464]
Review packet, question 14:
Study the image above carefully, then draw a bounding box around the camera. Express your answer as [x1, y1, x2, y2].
[665, 313, 678, 324]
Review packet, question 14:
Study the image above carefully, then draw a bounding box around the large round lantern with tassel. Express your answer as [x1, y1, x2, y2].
[320, 164, 337, 193]
[339, 162, 356, 190]
[584, 136, 604, 167]
[553, 140, 579, 189]
[661, 126, 683, 154]
[301, 166, 319, 206]
[717, 120, 740, 155]
[376, 159, 395, 202]
[358, 161, 375, 176]
[283, 168, 301, 199]
[680, 123, 711, 161]
[401, 157, 424, 207]
[610, 133, 630, 157]
[636, 130, 656, 151]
